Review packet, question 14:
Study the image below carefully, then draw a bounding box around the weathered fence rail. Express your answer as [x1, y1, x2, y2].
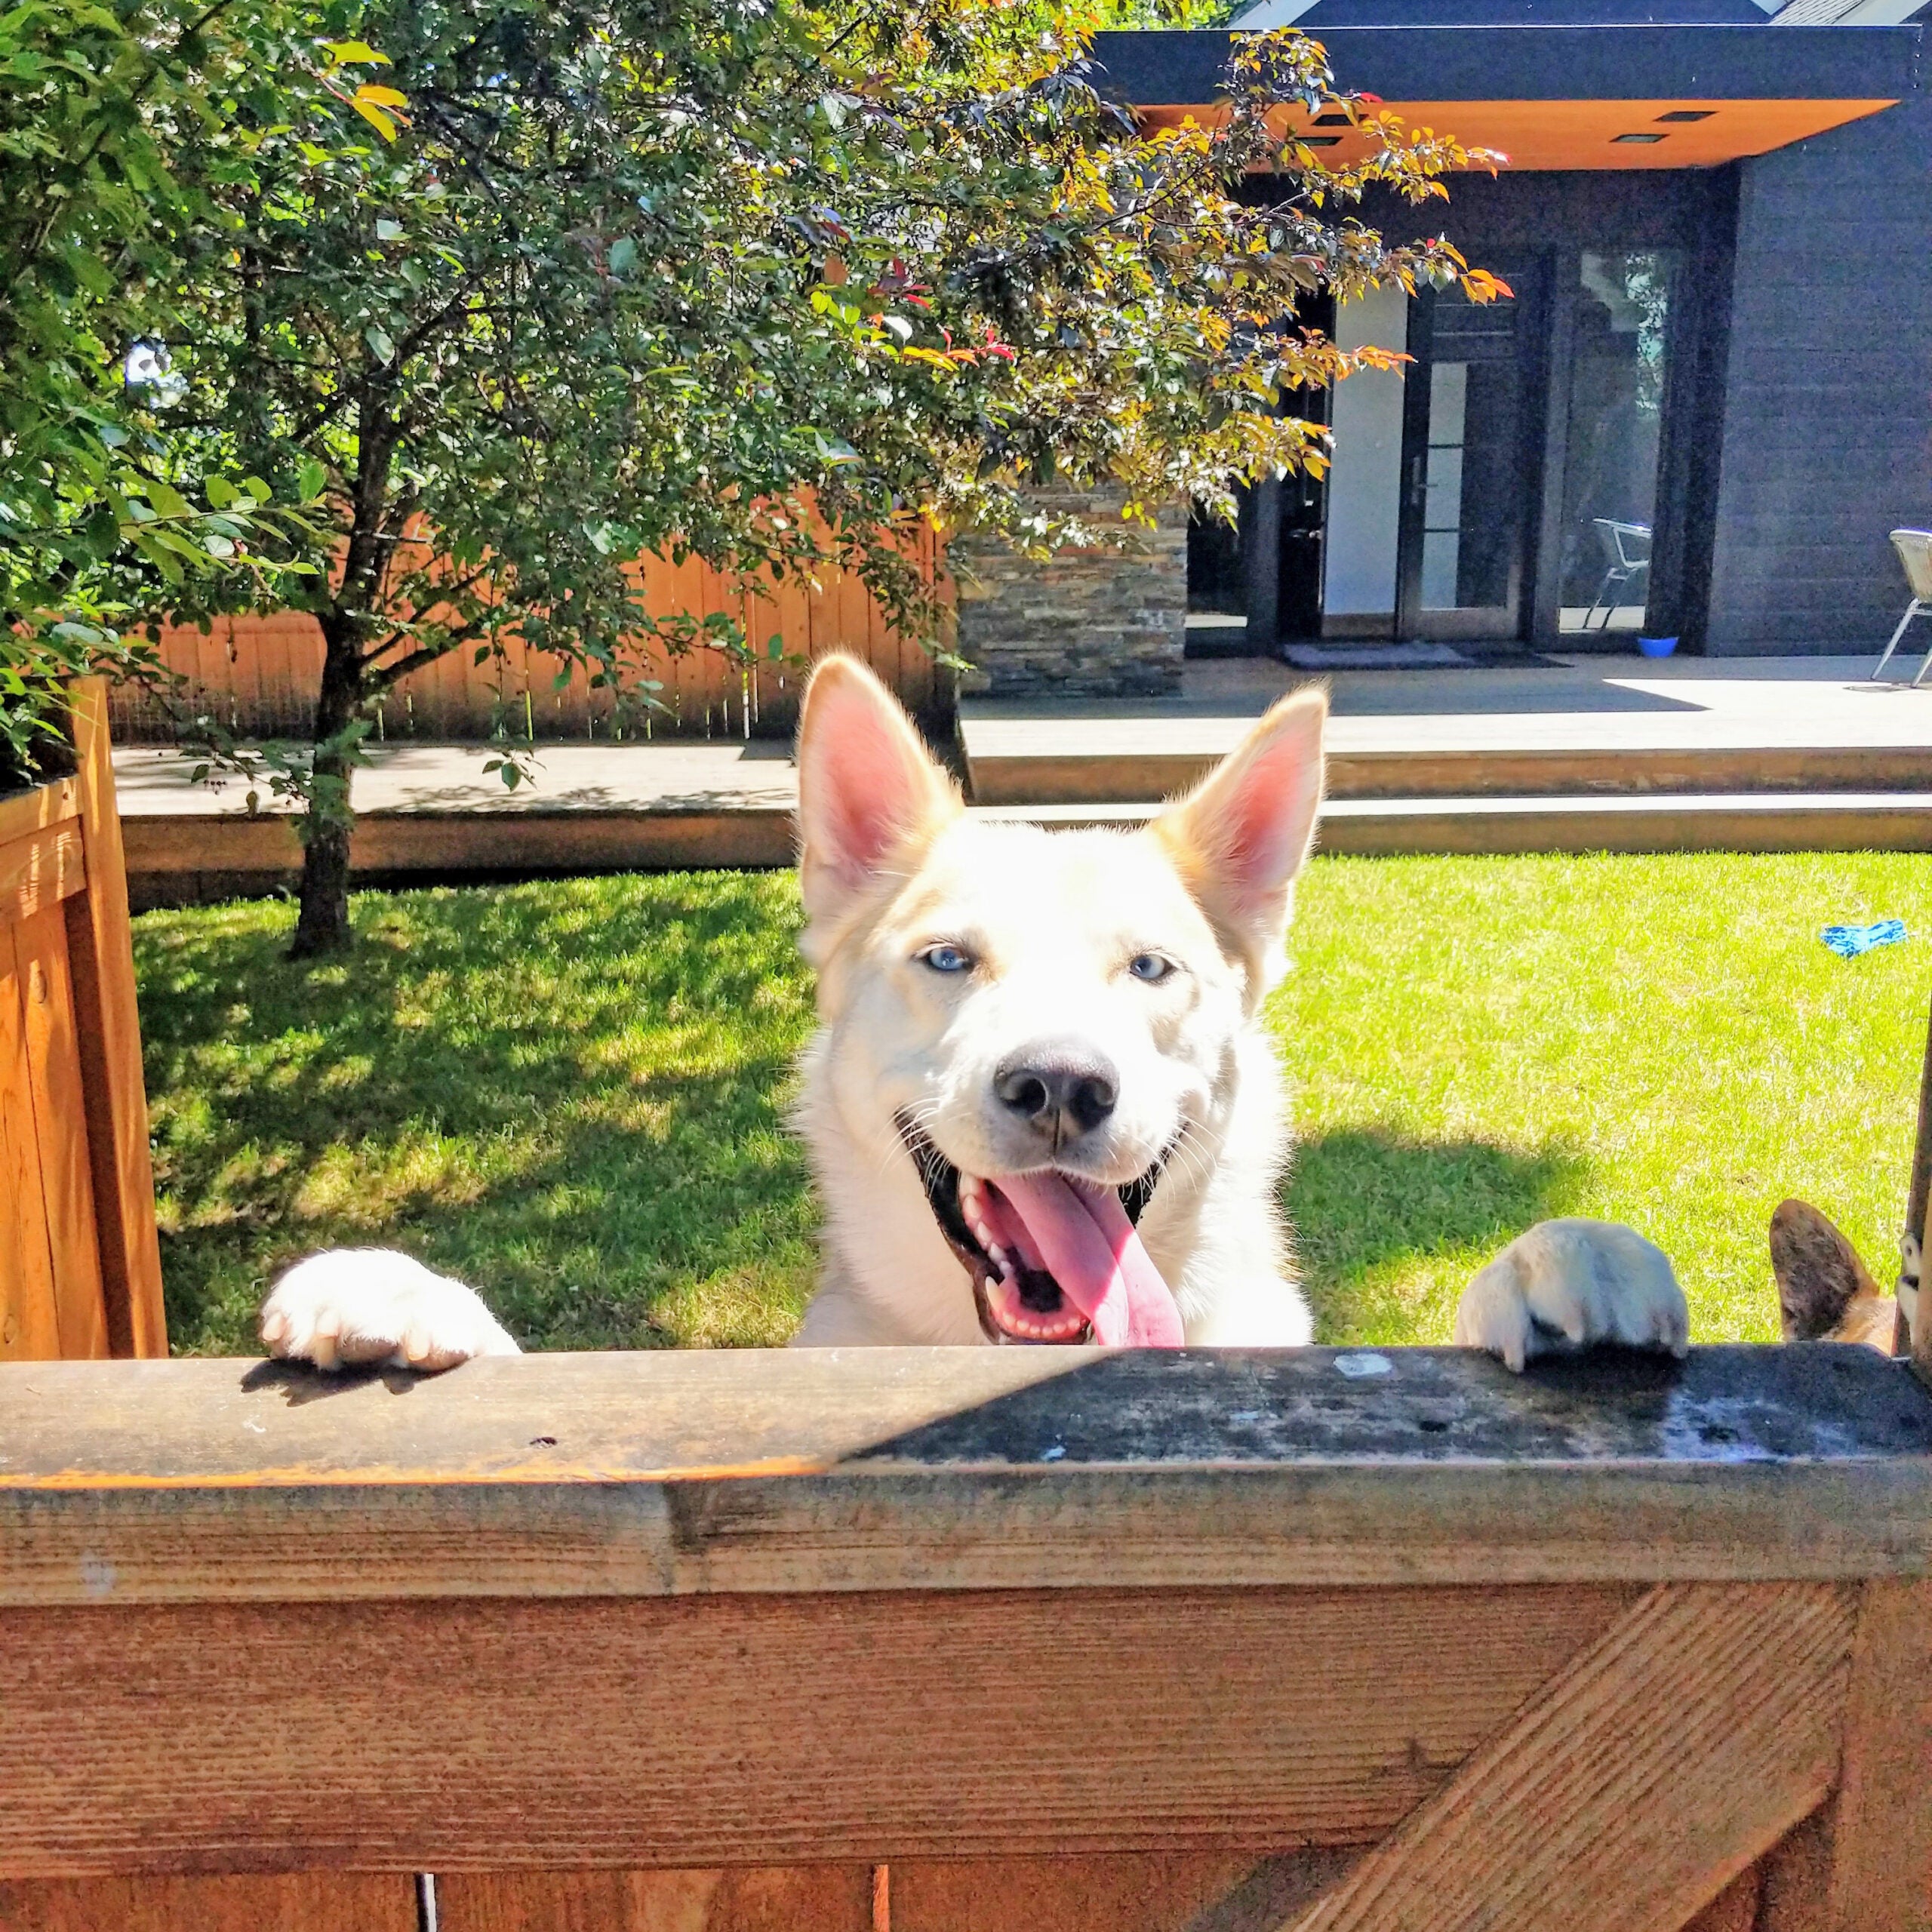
[2, 1343, 1929, 1930]
[0, 681, 166, 1363]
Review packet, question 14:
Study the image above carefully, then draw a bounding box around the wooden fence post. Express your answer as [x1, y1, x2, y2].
[60, 679, 165, 1358]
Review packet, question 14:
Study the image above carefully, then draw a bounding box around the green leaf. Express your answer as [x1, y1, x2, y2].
[365, 325, 395, 364]
[205, 476, 236, 509]
[144, 479, 192, 521]
[608, 237, 637, 276]
[375, 218, 404, 242]
[325, 39, 389, 65]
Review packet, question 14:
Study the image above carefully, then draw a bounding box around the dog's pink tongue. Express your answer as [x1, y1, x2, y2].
[989, 1174, 1184, 1347]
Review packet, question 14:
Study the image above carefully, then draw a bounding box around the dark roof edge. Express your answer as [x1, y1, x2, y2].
[1089, 24, 1925, 103]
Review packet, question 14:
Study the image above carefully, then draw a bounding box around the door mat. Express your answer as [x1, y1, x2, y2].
[1281, 642, 1564, 671]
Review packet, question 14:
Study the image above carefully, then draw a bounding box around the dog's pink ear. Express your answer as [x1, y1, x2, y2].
[796, 655, 958, 941]
[1152, 687, 1326, 993]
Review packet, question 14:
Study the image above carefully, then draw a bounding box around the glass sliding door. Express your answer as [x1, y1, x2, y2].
[1394, 271, 1540, 641]
[1558, 251, 1677, 638]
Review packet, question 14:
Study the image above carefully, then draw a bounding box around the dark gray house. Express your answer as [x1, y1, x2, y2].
[957, 8, 1932, 691]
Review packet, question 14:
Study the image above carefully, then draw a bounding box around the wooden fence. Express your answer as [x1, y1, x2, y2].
[0, 681, 167, 1361]
[106, 538, 948, 747]
[2, 1341, 1928, 1930]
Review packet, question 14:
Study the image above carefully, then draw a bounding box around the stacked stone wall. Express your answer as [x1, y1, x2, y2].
[952, 491, 1186, 698]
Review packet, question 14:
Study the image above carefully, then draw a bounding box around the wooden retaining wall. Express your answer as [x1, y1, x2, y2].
[0, 681, 167, 1361]
[1, 1342, 1928, 1929]
[107, 539, 947, 746]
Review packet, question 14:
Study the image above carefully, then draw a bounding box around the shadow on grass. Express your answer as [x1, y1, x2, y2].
[135, 877, 818, 1355]
[1286, 1127, 1589, 1344]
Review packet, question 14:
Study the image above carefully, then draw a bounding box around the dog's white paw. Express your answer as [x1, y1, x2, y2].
[259, 1250, 519, 1372]
[1453, 1218, 1689, 1374]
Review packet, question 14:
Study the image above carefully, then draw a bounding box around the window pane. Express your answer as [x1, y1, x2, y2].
[1559, 251, 1674, 636]
[1417, 286, 1524, 613]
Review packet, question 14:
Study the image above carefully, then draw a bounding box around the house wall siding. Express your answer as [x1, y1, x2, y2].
[1705, 97, 1932, 654]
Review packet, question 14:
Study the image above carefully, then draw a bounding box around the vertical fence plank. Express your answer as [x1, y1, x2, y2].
[124, 529, 941, 747]
[1754, 1803, 1836, 1931]
[1820, 1579, 1932, 1931]
[889, 1853, 1348, 1932]
[437, 1866, 875, 1932]
[0, 918, 63, 1358]
[61, 681, 166, 1358]
[1681, 1862, 1761, 1932]
[0, 1874, 418, 1932]
[11, 903, 109, 1359]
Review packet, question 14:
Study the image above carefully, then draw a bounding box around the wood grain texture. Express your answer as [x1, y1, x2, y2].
[11, 903, 108, 1359]
[0, 1873, 417, 1931]
[436, 1866, 875, 1932]
[1289, 1583, 1857, 1932]
[1754, 1804, 1836, 1932]
[1681, 1864, 1761, 1932]
[0, 824, 85, 923]
[4, 1349, 1930, 1607]
[0, 777, 80, 848]
[1822, 1580, 1932, 1931]
[62, 680, 164, 1357]
[0, 1583, 1630, 1875]
[888, 1850, 1359, 1932]
[0, 920, 61, 1359]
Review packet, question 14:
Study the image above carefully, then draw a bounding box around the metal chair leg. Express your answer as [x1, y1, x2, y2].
[1875, 601, 1924, 681]
[1586, 567, 1629, 632]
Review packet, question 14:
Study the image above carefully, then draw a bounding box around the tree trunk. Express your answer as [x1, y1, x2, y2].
[288, 623, 365, 960]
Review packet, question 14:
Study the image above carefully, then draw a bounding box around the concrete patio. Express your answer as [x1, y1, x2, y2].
[112, 653, 1932, 903]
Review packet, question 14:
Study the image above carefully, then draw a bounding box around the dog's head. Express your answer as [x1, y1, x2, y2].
[796, 655, 1324, 1344]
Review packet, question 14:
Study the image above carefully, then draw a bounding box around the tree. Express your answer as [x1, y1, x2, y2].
[0, 0, 401, 786]
[148, 0, 1500, 955]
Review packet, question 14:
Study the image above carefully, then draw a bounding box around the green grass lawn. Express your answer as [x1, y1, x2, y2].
[136, 852, 1930, 1357]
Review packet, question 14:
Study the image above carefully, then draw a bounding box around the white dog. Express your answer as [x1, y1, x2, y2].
[260, 657, 1687, 1371]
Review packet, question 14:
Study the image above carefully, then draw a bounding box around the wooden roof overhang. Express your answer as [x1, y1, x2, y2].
[1092, 23, 1919, 168]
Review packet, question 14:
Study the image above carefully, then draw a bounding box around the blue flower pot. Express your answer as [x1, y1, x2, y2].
[1637, 635, 1678, 659]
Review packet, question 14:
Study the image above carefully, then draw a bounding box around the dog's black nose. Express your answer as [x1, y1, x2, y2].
[994, 1044, 1118, 1141]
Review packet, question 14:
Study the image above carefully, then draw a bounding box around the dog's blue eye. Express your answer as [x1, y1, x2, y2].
[1129, 952, 1174, 983]
[921, 944, 973, 974]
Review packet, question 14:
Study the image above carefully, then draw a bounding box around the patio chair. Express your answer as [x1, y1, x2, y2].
[1583, 519, 1652, 632]
[1872, 529, 1932, 685]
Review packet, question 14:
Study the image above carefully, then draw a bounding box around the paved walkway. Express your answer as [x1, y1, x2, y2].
[111, 653, 1932, 900]
[964, 649, 1932, 768]
[114, 739, 799, 819]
